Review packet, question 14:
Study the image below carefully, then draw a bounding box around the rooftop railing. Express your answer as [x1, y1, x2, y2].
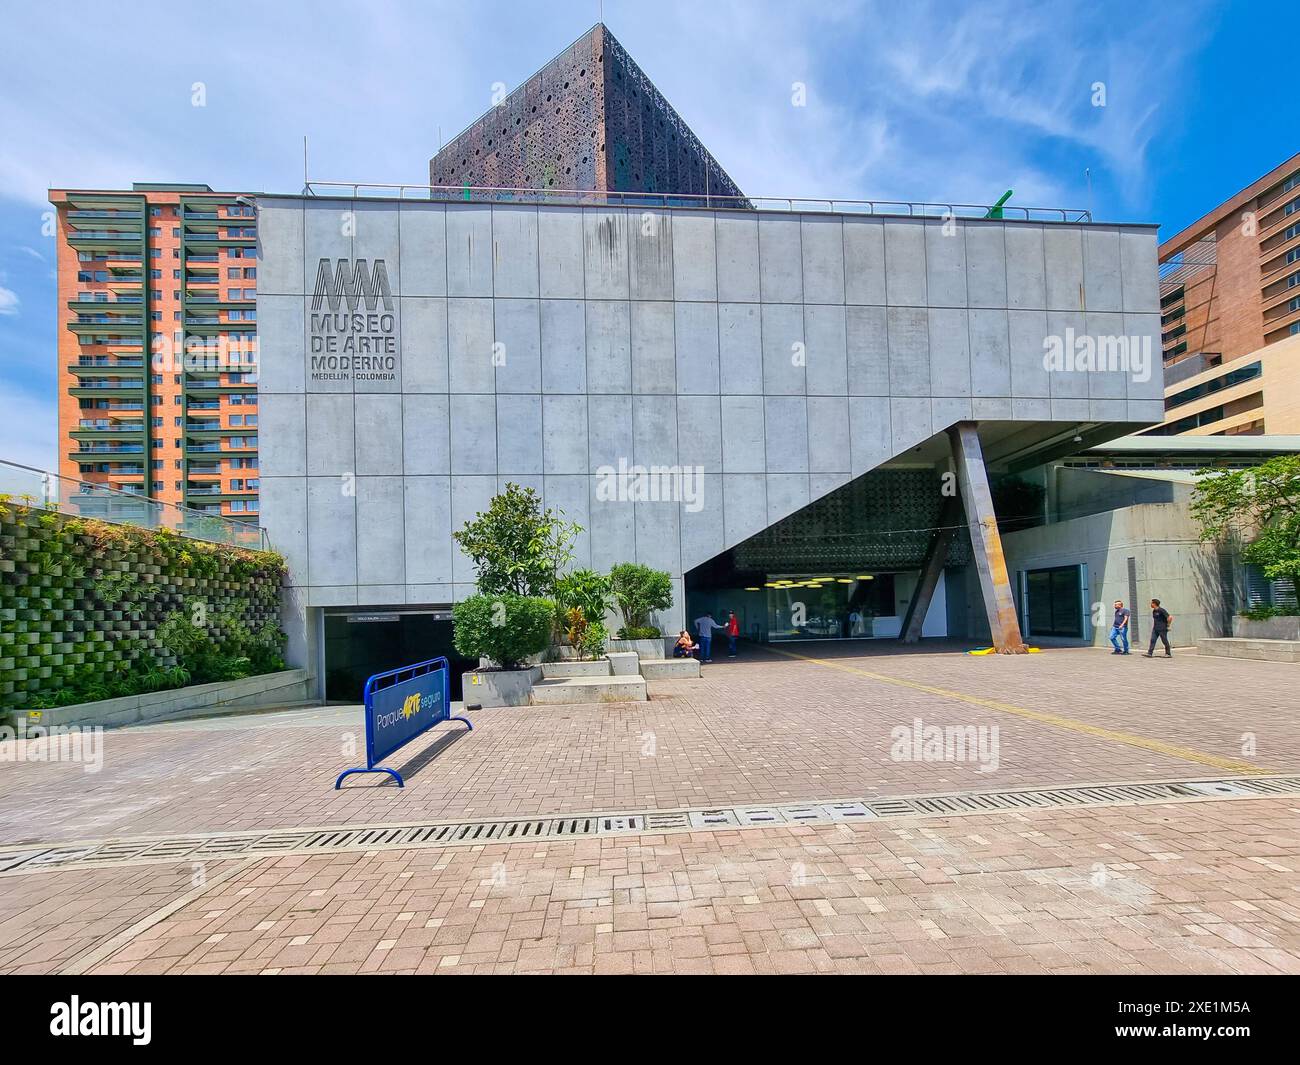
[298, 181, 1093, 223]
[0, 459, 269, 550]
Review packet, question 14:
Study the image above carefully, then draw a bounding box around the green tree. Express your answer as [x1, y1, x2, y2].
[1191, 456, 1300, 585]
[608, 562, 673, 635]
[452, 483, 581, 597]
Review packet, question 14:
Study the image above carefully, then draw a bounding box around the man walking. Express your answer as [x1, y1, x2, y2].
[693, 612, 727, 663]
[1109, 599, 1131, 655]
[1144, 599, 1173, 658]
[726, 610, 740, 657]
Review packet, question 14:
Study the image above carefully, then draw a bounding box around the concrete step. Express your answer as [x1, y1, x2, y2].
[530, 675, 648, 704]
[606, 651, 640, 676]
[640, 658, 701, 680]
[1197, 638, 1300, 662]
[541, 659, 612, 679]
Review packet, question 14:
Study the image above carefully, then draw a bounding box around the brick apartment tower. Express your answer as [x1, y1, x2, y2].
[1152, 152, 1300, 435]
[429, 23, 744, 200]
[49, 184, 260, 521]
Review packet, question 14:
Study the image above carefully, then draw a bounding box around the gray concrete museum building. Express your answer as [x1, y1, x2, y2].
[252, 192, 1162, 697]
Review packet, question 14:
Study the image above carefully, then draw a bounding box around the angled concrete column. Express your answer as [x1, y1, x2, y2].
[948, 422, 1027, 654]
[900, 495, 961, 644]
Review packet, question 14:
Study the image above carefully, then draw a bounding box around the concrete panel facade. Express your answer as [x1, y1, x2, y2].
[256, 194, 1162, 647]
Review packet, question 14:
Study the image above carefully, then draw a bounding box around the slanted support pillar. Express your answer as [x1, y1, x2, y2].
[947, 422, 1027, 654]
[900, 495, 961, 644]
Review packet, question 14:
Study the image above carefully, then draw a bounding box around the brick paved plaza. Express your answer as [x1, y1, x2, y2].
[1, 643, 1298, 975]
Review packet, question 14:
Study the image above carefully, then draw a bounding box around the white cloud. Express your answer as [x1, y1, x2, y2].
[0, 284, 18, 316]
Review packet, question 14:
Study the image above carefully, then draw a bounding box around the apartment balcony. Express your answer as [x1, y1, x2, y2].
[184, 318, 257, 335]
[66, 209, 144, 223]
[70, 424, 146, 440]
[68, 298, 143, 314]
[186, 442, 257, 456]
[67, 364, 145, 379]
[183, 232, 255, 250]
[184, 380, 257, 394]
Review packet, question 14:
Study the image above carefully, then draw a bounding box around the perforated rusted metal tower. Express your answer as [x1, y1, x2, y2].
[429, 23, 744, 200]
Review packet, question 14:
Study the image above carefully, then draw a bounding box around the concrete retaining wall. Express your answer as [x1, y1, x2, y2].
[11, 669, 314, 731]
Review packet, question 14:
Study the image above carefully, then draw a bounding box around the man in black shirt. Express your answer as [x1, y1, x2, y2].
[1144, 598, 1173, 658]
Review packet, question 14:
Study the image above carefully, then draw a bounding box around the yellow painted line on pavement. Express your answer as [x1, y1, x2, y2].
[767, 646, 1272, 775]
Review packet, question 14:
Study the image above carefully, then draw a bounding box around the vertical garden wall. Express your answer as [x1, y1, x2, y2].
[0, 499, 287, 711]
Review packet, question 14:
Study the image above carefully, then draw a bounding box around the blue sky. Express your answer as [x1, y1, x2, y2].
[0, 0, 1295, 471]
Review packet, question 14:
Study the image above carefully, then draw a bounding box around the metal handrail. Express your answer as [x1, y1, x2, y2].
[0, 458, 269, 550]
[297, 181, 1092, 223]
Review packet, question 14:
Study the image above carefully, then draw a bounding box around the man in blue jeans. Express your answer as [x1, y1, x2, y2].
[1109, 599, 1131, 655]
[693, 612, 727, 663]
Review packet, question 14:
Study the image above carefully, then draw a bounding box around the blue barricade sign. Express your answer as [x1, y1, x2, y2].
[334, 657, 472, 789]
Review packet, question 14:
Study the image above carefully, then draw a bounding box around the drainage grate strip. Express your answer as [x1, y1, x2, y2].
[2, 774, 1297, 876]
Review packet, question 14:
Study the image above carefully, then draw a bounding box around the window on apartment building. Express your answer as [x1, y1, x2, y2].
[152, 289, 162, 300]
[1286, 222, 1300, 242]
[152, 481, 164, 492]
[173, 270, 181, 280]
[151, 396, 162, 406]
[150, 459, 163, 471]
[229, 500, 246, 512]
[229, 415, 243, 426]
[150, 269, 162, 279]
[152, 417, 163, 427]
[174, 460, 182, 469]
[149, 228, 161, 237]
[1293, 322, 1300, 336]
[244, 268, 256, 279]
[149, 248, 160, 258]
[152, 437, 163, 449]
[172, 227, 180, 237]
[150, 207, 161, 217]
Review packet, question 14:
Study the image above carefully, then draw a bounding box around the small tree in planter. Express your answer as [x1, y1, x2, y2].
[609, 562, 673, 638]
[453, 483, 580, 598]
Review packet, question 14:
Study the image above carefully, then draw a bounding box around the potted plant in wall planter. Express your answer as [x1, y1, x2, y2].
[609, 562, 674, 658]
[453, 594, 555, 706]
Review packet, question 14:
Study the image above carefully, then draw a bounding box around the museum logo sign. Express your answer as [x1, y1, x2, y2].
[309, 258, 398, 384]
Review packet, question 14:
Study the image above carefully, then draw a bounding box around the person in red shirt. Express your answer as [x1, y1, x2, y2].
[726, 610, 740, 657]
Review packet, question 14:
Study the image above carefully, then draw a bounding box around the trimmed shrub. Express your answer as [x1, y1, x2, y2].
[616, 625, 662, 640]
[453, 594, 555, 670]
